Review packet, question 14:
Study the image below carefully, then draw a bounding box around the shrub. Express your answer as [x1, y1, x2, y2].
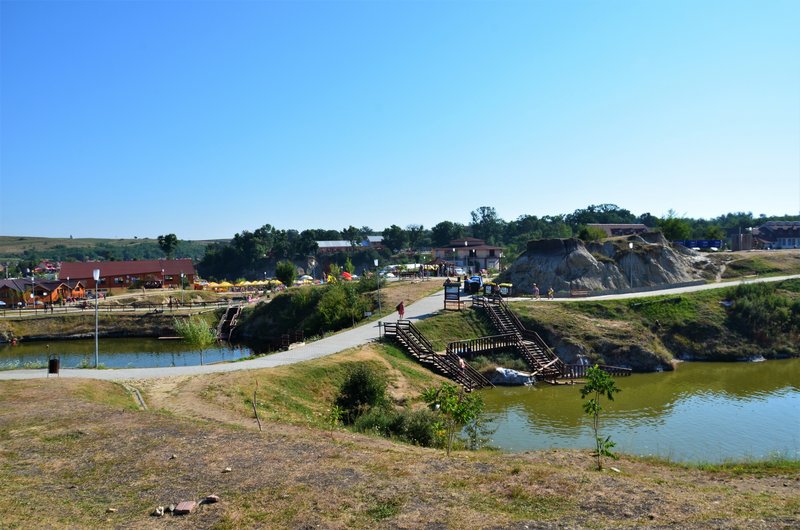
[400, 408, 438, 447]
[174, 315, 216, 348]
[335, 363, 387, 423]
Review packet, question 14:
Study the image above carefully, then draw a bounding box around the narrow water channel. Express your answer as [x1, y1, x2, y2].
[0, 338, 253, 369]
[481, 359, 800, 463]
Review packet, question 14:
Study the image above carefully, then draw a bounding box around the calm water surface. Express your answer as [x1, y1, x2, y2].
[481, 359, 800, 463]
[0, 338, 252, 369]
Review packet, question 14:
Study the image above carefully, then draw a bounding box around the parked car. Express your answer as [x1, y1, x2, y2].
[454, 267, 465, 275]
[464, 275, 483, 293]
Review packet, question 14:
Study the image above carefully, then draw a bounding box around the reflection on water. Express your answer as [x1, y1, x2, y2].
[481, 359, 800, 462]
[0, 338, 252, 369]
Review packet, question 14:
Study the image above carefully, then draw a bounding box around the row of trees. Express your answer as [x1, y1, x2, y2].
[196, 205, 798, 281]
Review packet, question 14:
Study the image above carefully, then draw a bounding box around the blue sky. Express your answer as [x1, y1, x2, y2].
[1, 0, 798, 240]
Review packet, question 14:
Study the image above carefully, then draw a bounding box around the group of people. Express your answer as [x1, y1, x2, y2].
[531, 283, 555, 300]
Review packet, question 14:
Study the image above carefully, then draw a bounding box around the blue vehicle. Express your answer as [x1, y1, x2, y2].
[464, 275, 483, 293]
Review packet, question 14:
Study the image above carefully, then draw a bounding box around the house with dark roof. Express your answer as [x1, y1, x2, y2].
[59, 259, 196, 289]
[432, 238, 503, 271]
[754, 221, 800, 249]
[587, 223, 650, 237]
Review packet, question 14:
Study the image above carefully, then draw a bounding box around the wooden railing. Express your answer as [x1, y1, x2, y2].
[563, 363, 632, 378]
[446, 333, 518, 357]
[385, 320, 493, 390]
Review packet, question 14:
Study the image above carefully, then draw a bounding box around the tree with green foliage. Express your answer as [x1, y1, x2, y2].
[275, 260, 297, 287]
[344, 256, 355, 274]
[382, 224, 407, 252]
[157, 233, 179, 259]
[422, 382, 485, 456]
[470, 206, 504, 245]
[658, 211, 692, 241]
[580, 365, 621, 470]
[174, 315, 216, 365]
[335, 363, 387, 423]
[430, 220, 465, 247]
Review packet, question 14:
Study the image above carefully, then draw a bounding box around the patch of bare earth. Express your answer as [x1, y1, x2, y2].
[1, 377, 797, 529]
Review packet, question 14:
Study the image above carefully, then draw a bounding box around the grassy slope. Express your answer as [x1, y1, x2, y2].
[1, 348, 797, 528]
[512, 279, 800, 369]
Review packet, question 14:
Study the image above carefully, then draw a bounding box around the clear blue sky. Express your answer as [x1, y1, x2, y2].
[2, 0, 798, 240]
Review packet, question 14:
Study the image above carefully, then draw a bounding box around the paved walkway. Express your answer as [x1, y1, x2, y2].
[3, 273, 798, 381]
[0, 289, 446, 381]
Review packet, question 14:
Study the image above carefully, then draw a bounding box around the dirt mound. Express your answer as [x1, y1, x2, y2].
[499, 234, 719, 294]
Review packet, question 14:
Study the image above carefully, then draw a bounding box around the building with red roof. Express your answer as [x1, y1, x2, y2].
[59, 259, 196, 289]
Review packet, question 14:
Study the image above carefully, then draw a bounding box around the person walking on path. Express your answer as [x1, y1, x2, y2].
[533, 283, 540, 300]
[547, 287, 554, 300]
[396, 301, 405, 320]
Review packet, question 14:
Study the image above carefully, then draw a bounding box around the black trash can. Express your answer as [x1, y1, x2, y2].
[47, 355, 60, 376]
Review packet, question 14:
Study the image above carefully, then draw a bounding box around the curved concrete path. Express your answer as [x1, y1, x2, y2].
[2, 273, 798, 381]
[0, 289, 447, 381]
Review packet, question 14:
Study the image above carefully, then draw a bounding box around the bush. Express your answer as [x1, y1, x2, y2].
[400, 408, 438, 447]
[335, 363, 387, 423]
[353, 405, 402, 436]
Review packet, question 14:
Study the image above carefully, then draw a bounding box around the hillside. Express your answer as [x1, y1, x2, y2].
[498, 233, 718, 295]
[1, 346, 797, 528]
[0, 235, 223, 263]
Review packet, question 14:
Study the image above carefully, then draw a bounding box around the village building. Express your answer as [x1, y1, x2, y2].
[58, 259, 196, 290]
[315, 236, 384, 254]
[431, 237, 503, 272]
[0, 278, 85, 307]
[755, 221, 800, 249]
[587, 223, 650, 237]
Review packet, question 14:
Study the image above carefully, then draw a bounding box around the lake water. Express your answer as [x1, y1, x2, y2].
[481, 359, 800, 463]
[0, 338, 252, 369]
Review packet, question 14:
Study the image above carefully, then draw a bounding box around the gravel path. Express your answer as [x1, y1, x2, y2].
[3, 273, 798, 381]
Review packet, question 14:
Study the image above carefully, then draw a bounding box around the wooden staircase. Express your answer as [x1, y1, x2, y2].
[475, 295, 631, 382]
[384, 320, 493, 391]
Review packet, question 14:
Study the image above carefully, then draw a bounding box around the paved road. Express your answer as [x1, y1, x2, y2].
[0, 289, 446, 381]
[2, 273, 798, 381]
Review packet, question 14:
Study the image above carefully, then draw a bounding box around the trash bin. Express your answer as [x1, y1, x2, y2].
[499, 283, 513, 296]
[48, 355, 60, 376]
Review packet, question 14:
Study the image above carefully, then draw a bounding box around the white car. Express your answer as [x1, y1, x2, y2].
[454, 268, 465, 275]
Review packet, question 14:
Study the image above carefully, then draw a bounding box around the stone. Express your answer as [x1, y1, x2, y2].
[151, 506, 165, 517]
[169, 454, 176, 460]
[202, 494, 220, 504]
[174, 501, 197, 515]
[610, 467, 621, 473]
[167, 504, 176, 513]
[222, 466, 232, 473]
[106, 508, 117, 513]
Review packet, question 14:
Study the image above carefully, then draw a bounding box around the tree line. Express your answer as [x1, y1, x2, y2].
[196, 204, 799, 281]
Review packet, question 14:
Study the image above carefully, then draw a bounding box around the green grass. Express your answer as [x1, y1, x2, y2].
[723, 257, 786, 278]
[413, 310, 494, 351]
[688, 455, 800, 476]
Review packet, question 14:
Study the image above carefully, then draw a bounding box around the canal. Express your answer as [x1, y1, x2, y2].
[0, 338, 252, 369]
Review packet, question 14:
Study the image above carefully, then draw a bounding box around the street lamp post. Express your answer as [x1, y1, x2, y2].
[180, 272, 185, 305]
[93, 268, 100, 368]
[30, 275, 35, 314]
[374, 258, 381, 316]
[628, 242, 634, 288]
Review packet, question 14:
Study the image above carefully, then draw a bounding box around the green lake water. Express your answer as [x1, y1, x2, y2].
[481, 359, 800, 463]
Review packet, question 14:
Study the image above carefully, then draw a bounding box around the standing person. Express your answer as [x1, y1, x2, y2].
[459, 356, 466, 372]
[547, 287, 554, 300]
[533, 283, 540, 300]
[396, 301, 405, 320]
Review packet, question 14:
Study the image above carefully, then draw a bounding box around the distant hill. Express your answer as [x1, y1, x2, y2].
[0, 235, 227, 263]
